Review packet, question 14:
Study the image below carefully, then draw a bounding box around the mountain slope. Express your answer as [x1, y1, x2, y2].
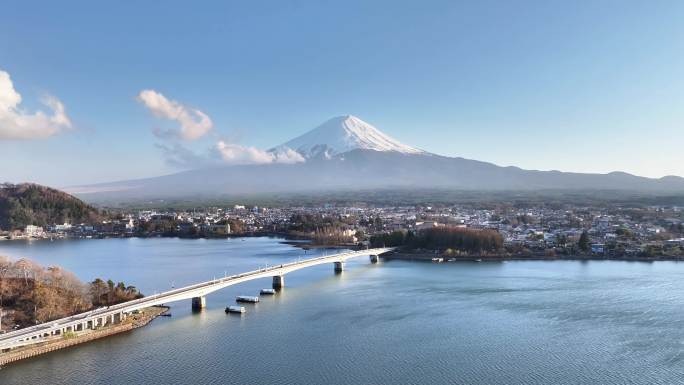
[67, 115, 684, 202]
[272, 115, 423, 159]
[0, 183, 103, 230]
[69, 150, 684, 203]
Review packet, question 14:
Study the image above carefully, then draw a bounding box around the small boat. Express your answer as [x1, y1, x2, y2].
[225, 306, 245, 314]
[236, 295, 260, 303]
[431, 257, 444, 263]
[260, 288, 276, 295]
[475, 259, 483, 262]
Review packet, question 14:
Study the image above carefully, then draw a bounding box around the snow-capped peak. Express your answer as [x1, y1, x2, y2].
[272, 115, 423, 159]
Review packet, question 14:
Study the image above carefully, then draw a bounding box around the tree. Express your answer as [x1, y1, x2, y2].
[107, 279, 115, 304]
[578, 230, 590, 252]
[555, 234, 568, 247]
[90, 278, 108, 306]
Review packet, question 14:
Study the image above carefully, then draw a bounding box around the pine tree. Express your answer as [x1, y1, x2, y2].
[578, 230, 590, 252]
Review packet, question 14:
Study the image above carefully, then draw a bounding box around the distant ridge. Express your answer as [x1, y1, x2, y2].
[67, 115, 684, 202]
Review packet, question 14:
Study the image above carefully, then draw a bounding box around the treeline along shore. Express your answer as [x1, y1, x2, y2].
[370, 227, 684, 262]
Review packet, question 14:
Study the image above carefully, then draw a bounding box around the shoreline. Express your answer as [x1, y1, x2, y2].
[0, 231, 300, 242]
[384, 252, 684, 263]
[0, 306, 169, 367]
[0, 232, 357, 251]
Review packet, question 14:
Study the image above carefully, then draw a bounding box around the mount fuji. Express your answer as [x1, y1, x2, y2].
[69, 115, 684, 202]
[271, 115, 424, 159]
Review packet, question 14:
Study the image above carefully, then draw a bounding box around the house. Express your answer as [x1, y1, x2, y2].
[591, 243, 605, 254]
[55, 222, 72, 231]
[665, 238, 684, 247]
[204, 222, 231, 235]
[125, 218, 136, 232]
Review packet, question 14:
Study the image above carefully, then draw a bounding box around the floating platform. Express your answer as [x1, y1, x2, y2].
[236, 295, 260, 303]
[260, 288, 276, 295]
[225, 306, 245, 314]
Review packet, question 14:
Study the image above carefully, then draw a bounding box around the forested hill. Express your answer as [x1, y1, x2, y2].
[0, 183, 103, 230]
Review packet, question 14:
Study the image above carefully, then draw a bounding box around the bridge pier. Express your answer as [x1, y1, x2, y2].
[192, 296, 206, 311]
[272, 275, 285, 290]
[334, 261, 345, 273]
[369, 254, 379, 263]
[115, 312, 124, 323]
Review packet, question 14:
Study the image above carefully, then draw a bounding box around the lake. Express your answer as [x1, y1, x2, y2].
[1, 237, 684, 384]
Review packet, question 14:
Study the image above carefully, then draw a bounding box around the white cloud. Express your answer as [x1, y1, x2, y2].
[136, 89, 303, 167]
[137, 89, 212, 140]
[157, 140, 306, 169]
[0, 70, 72, 140]
[214, 140, 274, 164]
[213, 140, 305, 165]
[272, 147, 307, 164]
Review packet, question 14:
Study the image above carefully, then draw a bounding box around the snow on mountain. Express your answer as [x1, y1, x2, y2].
[272, 115, 424, 159]
[68, 114, 684, 202]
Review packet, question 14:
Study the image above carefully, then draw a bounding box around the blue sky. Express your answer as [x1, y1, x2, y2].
[1, 0, 683, 186]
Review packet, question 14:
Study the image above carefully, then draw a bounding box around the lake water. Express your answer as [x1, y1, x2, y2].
[2, 237, 684, 384]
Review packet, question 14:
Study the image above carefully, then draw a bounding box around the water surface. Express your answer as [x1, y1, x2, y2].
[1, 237, 684, 384]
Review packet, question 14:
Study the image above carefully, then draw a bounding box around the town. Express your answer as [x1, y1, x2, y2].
[3, 202, 683, 260]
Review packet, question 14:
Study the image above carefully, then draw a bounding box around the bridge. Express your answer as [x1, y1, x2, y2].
[0, 248, 393, 351]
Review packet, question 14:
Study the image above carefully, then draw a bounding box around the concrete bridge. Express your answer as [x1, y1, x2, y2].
[0, 248, 392, 351]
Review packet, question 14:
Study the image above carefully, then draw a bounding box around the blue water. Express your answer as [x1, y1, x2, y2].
[2, 237, 684, 384]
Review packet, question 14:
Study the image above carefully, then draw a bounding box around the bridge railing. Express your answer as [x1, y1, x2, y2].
[0, 248, 393, 346]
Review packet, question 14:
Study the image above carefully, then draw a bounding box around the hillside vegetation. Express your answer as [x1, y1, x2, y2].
[0, 183, 102, 230]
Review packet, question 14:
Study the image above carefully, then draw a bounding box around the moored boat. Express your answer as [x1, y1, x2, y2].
[236, 295, 260, 303]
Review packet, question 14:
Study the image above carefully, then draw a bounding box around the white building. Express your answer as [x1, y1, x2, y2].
[25, 225, 45, 237]
[125, 218, 136, 231]
[55, 222, 72, 231]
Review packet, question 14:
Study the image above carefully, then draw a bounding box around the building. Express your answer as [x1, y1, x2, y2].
[25, 225, 44, 238]
[591, 243, 605, 254]
[55, 222, 72, 231]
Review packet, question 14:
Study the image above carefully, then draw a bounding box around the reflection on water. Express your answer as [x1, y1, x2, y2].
[2, 237, 684, 385]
